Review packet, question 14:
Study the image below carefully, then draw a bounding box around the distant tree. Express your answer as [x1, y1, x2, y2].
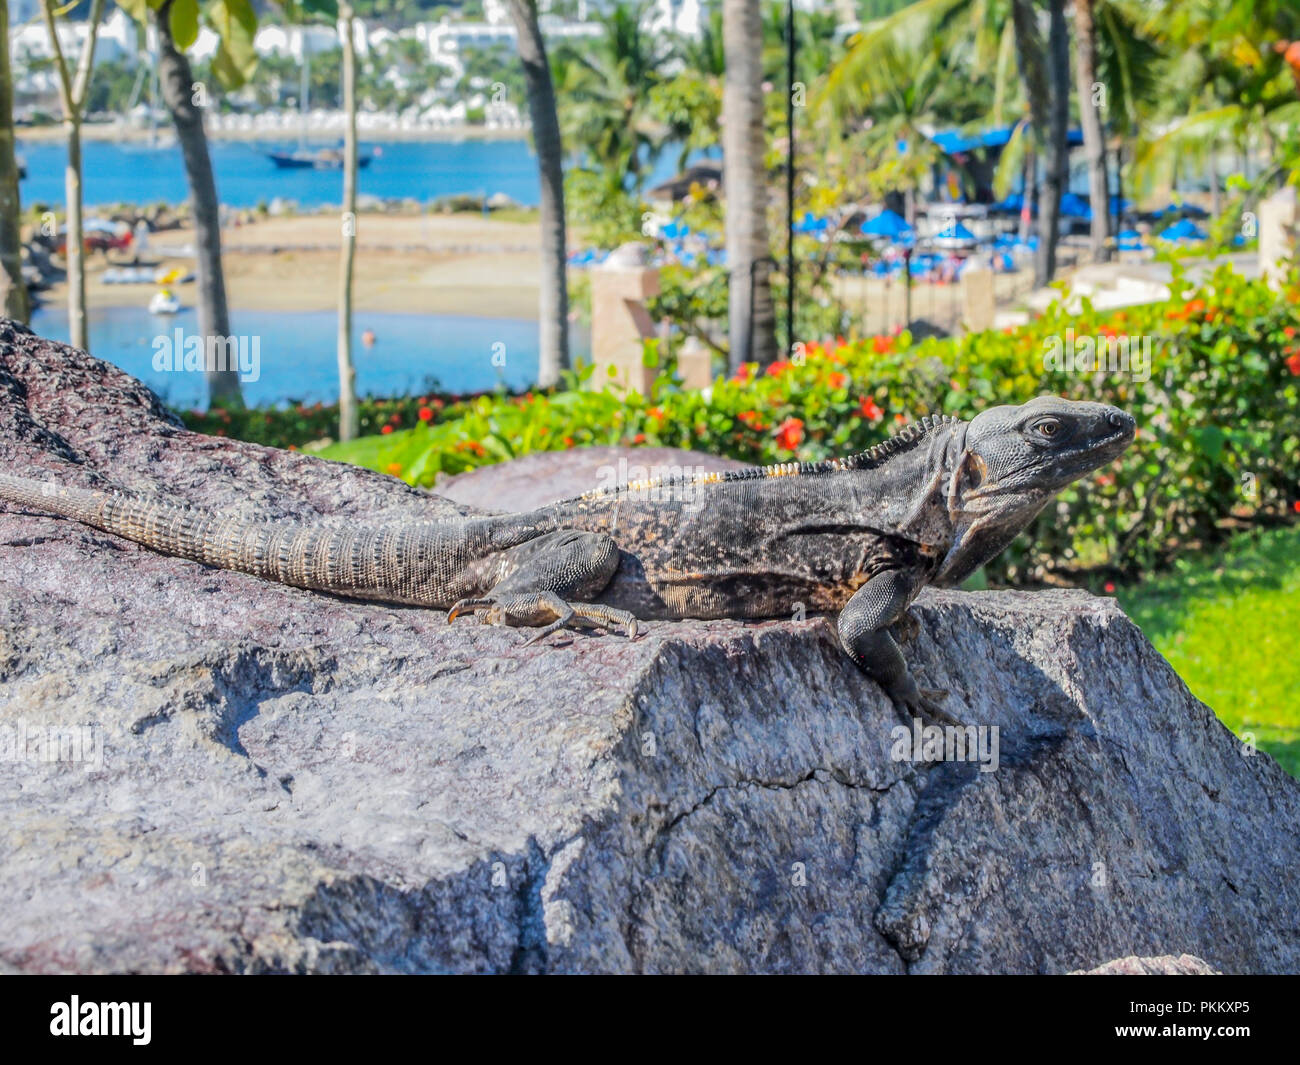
[39, 0, 106, 351]
[0, 0, 30, 323]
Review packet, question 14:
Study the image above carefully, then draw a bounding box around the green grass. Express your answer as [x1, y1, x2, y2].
[1114, 525, 1300, 778]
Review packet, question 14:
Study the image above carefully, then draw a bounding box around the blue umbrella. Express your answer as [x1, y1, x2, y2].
[1117, 228, 1145, 250]
[932, 220, 977, 246]
[861, 209, 914, 240]
[1060, 192, 1092, 220]
[1159, 218, 1207, 242]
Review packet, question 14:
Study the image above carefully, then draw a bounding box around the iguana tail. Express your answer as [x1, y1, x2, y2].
[0, 470, 541, 608]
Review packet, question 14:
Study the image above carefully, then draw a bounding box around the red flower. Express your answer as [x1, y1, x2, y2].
[894, 413, 907, 425]
[775, 417, 804, 450]
[872, 335, 892, 354]
[633, 433, 647, 444]
[1285, 326, 1297, 340]
[418, 406, 434, 422]
[381, 425, 394, 435]
[1103, 582, 1115, 594]
[1294, 500, 1300, 514]
[732, 364, 756, 383]
[1287, 352, 1300, 376]
[562, 435, 574, 447]
[858, 396, 883, 421]
[389, 413, 401, 425]
[766, 360, 794, 377]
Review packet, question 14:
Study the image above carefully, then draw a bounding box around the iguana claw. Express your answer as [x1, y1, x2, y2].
[448, 593, 638, 643]
[890, 682, 962, 727]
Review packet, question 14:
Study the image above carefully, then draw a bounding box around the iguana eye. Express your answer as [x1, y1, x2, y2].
[1034, 419, 1061, 438]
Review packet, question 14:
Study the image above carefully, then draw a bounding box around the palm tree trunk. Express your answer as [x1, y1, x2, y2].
[0, 0, 29, 322]
[1073, 0, 1110, 262]
[723, 0, 777, 371]
[1010, 0, 1067, 286]
[156, 1, 242, 407]
[337, 5, 360, 441]
[40, 0, 104, 351]
[63, 119, 87, 350]
[508, 0, 568, 389]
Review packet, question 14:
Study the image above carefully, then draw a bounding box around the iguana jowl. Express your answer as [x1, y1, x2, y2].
[0, 396, 1134, 723]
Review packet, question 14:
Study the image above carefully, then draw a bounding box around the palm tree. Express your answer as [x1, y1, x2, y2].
[723, 0, 777, 370]
[508, 0, 569, 389]
[0, 0, 30, 322]
[155, 0, 243, 407]
[337, 2, 360, 440]
[551, 1, 671, 192]
[1074, 0, 1110, 260]
[40, 0, 106, 352]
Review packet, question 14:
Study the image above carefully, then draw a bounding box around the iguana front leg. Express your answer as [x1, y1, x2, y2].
[837, 570, 960, 726]
[449, 529, 637, 642]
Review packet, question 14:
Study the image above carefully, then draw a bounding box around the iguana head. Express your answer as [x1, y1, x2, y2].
[935, 396, 1135, 585]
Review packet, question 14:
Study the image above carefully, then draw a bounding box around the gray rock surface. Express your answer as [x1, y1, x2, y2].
[1073, 954, 1221, 975]
[1, 321, 1298, 974]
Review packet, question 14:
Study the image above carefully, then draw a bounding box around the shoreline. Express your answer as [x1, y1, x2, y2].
[35, 212, 546, 319]
[18, 123, 528, 144]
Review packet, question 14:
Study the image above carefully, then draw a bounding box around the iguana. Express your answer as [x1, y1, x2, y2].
[0, 395, 1133, 724]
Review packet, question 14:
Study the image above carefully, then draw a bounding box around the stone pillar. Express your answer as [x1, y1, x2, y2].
[1259, 185, 1297, 289]
[590, 242, 660, 395]
[960, 265, 996, 333]
[677, 335, 715, 390]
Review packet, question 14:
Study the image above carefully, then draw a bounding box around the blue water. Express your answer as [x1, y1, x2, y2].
[29, 304, 590, 409]
[17, 136, 703, 209]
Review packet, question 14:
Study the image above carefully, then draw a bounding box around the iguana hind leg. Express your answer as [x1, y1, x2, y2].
[838, 570, 960, 726]
[447, 529, 636, 642]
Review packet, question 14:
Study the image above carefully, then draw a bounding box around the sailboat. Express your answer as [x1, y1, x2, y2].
[265, 35, 371, 171]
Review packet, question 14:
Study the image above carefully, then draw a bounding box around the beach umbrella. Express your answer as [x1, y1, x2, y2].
[1158, 218, 1206, 242]
[1117, 229, 1145, 250]
[931, 220, 977, 248]
[861, 209, 914, 240]
[1060, 193, 1092, 220]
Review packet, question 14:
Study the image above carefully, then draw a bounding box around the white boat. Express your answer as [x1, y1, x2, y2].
[148, 289, 181, 315]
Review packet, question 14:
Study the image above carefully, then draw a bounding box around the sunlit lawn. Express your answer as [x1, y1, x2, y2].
[1114, 525, 1300, 778]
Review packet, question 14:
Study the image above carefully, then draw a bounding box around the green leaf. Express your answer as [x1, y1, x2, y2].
[169, 0, 200, 50]
[206, 0, 259, 87]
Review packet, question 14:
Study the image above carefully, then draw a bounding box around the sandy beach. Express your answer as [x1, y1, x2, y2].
[41, 212, 546, 319]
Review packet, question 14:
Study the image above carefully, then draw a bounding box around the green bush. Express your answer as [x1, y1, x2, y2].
[312, 264, 1300, 584]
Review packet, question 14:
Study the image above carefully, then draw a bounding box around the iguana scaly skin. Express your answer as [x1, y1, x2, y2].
[0, 396, 1134, 723]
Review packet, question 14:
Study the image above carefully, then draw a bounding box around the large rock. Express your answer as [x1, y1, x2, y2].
[1, 321, 1298, 974]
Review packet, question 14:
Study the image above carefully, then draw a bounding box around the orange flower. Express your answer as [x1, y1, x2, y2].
[386, 462, 402, 475]
[647, 406, 665, 421]
[827, 372, 848, 389]
[1285, 326, 1297, 340]
[1287, 352, 1300, 376]
[858, 396, 883, 421]
[766, 360, 794, 377]
[872, 335, 892, 354]
[633, 432, 647, 444]
[775, 417, 804, 450]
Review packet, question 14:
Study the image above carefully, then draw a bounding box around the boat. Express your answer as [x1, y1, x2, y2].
[266, 148, 373, 170]
[148, 289, 181, 315]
